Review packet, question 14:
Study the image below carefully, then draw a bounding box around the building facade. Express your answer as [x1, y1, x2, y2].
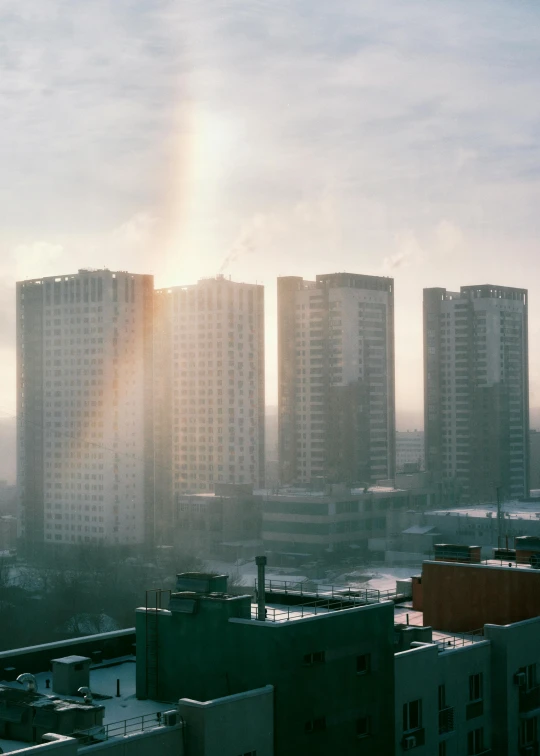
[174, 484, 261, 560]
[136, 575, 396, 756]
[529, 429, 540, 490]
[154, 277, 265, 542]
[16, 270, 154, 549]
[261, 483, 434, 561]
[278, 273, 395, 487]
[396, 430, 425, 472]
[424, 285, 529, 503]
[395, 637, 492, 756]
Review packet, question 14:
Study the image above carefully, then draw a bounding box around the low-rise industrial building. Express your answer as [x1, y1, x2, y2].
[174, 484, 262, 560]
[261, 481, 440, 562]
[379, 499, 540, 564]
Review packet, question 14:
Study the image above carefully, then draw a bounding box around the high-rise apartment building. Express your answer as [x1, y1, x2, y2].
[278, 273, 395, 485]
[424, 284, 529, 503]
[16, 269, 155, 549]
[154, 276, 265, 542]
[396, 430, 425, 472]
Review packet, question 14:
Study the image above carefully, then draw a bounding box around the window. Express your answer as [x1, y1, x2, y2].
[438, 684, 446, 710]
[305, 717, 326, 733]
[303, 651, 325, 665]
[520, 664, 538, 691]
[469, 673, 483, 702]
[356, 716, 371, 738]
[403, 700, 422, 732]
[357, 654, 371, 675]
[439, 743, 447, 756]
[520, 718, 537, 747]
[467, 727, 484, 755]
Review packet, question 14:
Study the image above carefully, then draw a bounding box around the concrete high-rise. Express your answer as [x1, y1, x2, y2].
[424, 284, 529, 503]
[154, 276, 265, 542]
[16, 269, 155, 549]
[278, 273, 395, 486]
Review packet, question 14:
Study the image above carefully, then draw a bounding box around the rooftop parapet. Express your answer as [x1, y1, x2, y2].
[175, 573, 229, 594]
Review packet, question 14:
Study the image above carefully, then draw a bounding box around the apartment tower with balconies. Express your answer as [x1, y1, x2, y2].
[153, 276, 265, 542]
[16, 269, 155, 549]
[278, 273, 395, 486]
[424, 284, 529, 503]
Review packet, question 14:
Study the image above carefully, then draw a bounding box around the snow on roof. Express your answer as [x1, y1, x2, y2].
[425, 502, 540, 521]
[0, 738, 30, 753]
[402, 525, 439, 535]
[50, 655, 91, 665]
[32, 660, 164, 724]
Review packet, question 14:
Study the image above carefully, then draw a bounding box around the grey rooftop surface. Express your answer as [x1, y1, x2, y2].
[0, 657, 164, 753]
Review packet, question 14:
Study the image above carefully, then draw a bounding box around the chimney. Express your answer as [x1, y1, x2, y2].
[256, 555, 267, 621]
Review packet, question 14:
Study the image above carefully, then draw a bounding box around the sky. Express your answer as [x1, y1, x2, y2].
[1, 0, 540, 430]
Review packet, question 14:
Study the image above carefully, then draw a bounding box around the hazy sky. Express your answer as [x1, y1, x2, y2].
[1, 0, 540, 427]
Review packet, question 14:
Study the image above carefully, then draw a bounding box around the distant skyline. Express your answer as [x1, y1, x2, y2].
[2, 0, 540, 429]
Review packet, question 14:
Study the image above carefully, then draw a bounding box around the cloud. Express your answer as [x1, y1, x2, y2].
[110, 212, 159, 249]
[9, 241, 64, 281]
[1, 0, 540, 412]
[435, 220, 463, 255]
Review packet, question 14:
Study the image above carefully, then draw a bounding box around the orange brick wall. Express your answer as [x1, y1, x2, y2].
[422, 561, 540, 632]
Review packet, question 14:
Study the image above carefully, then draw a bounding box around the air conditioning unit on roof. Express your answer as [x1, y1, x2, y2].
[162, 711, 178, 726]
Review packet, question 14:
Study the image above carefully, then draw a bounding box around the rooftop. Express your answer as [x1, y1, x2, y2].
[255, 485, 407, 499]
[425, 501, 540, 521]
[0, 658, 165, 754]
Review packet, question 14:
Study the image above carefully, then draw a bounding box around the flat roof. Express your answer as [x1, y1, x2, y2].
[256, 486, 406, 500]
[425, 502, 540, 521]
[0, 659, 164, 733]
[393, 604, 486, 651]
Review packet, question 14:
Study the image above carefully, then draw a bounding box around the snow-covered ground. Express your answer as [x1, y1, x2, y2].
[204, 558, 421, 594]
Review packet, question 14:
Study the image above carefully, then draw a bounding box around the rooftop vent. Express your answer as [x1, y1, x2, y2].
[51, 656, 91, 696]
[433, 544, 481, 564]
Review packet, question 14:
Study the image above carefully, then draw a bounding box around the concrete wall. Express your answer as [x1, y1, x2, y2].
[178, 686, 273, 756]
[422, 560, 540, 632]
[395, 644, 439, 756]
[11, 735, 77, 756]
[0, 630, 135, 678]
[79, 725, 184, 756]
[485, 616, 540, 756]
[137, 597, 395, 756]
[8, 726, 185, 756]
[395, 641, 492, 756]
[437, 643, 492, 756]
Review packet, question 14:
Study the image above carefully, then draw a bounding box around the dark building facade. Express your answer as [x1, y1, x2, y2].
[278, 273, 395, 486]
[136, 575, 395, 756]
[424, 285, 529, 503]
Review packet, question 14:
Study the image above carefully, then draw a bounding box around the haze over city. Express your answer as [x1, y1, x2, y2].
[2, 0, 540, 438]
[3, 3, 540, 756]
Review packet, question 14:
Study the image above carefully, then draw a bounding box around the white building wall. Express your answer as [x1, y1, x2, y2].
[154, 277, 265, 499]
[17, 270, 153, 547]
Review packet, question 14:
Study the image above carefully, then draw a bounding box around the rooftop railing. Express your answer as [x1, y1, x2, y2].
[428, 548, 540, 569]
[250, 594, 373, 622]
[260, 578, 400, 603]
[430, 628, 485, 651]
[73, 711, 171, 745]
